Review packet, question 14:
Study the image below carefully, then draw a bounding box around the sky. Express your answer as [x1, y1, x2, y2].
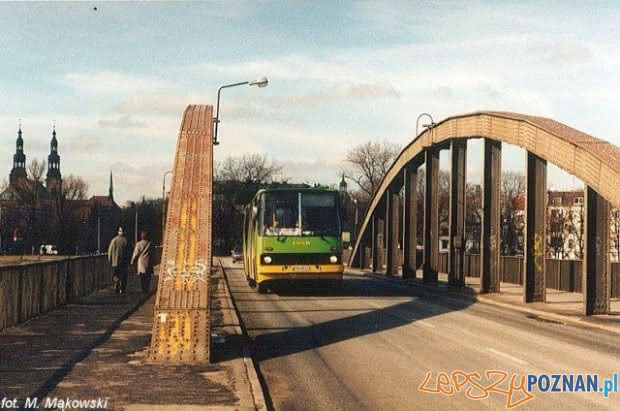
[1, 1, 620, 204]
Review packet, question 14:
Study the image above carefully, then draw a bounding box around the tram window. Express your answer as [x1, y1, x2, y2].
[262, 192, 300, 236]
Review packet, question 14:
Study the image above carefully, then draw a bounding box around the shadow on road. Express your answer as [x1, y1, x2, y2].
[226, 273, 474, 363]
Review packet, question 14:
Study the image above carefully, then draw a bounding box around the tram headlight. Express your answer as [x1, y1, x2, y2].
[329, 255, 338, 264]
[263, 255, 272, 264]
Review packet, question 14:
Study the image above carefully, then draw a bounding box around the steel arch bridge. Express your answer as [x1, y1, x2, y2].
[348, 111, 620, 315]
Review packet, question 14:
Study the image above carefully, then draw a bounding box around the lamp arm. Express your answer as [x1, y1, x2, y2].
[213, 81, 250, 144]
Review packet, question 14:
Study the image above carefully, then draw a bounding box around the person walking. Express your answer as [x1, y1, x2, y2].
[108, 227, 130, 294]
[131, 230, 154, 294]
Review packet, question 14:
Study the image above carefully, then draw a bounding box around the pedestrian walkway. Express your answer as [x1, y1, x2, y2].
[346, 267, 620, 336]
[0, 266, 263, 410]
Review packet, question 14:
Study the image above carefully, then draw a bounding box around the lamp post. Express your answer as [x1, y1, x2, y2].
[162, 170, 172, 245]
[353, 198, 359, 244]
[213, 77, 268, 145]
[97, 206, 101, 254]
[416, 112, 435, 137]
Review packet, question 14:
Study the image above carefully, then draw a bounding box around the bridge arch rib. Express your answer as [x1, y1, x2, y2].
[349, 111, 620, 315]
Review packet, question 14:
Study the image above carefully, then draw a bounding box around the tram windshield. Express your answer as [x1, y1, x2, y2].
[261, 191, 340, 237]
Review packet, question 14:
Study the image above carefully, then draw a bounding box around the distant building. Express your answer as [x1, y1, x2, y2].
[0, 124, 120, 254]
[547, 190, 585, 260]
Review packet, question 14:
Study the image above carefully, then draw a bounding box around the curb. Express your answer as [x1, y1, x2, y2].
[359, 271, 620, 337]
[217, 260, 268, 411]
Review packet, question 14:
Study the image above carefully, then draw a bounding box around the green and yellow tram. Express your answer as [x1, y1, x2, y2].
[242, 187, 344, 292]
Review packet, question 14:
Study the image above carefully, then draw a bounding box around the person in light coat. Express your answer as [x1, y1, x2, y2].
[108, 227, 130, 294]
[131, 230, 154, 294]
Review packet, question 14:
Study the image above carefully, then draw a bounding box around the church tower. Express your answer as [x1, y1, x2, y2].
[46, 125, 62, 195]
[9, 122, 27, 185]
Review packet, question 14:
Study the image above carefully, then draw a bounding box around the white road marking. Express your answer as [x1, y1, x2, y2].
[484, 347, 528, 365]
[415, 320, 436, 329]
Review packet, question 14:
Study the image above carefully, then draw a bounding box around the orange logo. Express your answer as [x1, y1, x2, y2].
[419, 370, 535, 408]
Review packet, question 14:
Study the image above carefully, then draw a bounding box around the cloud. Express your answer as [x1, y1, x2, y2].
[115, 93, 207, 116]
[98, 115, 147, 129]
[263, 82, 400, 107]
[526, 42, 592, 66]
[59, 71, 172, 96]
[67, 134, 103, 151]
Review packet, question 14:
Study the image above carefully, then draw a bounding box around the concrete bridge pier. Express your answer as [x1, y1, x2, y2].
[372, 209, 385, 273]
[383, 190, 392, 275]
[449, 139, 467, 287]
[481, 139, 501, 293]
[583, 187, 610, 315]
[387, 192, 400, 276]
[423, 147, 439, 283]
[363, 245, 371, 270]
[524, 152, 547, 302]
[402, 165, 418, 279]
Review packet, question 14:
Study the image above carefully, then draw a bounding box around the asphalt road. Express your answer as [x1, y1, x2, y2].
[223, 260, 620, 410]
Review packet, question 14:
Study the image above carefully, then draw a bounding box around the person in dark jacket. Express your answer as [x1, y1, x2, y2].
[108, 227, 130, 294]
[131, 230, 154, 294]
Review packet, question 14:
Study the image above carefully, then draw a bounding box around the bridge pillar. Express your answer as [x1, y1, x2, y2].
[524, 152, 547, 302]
[423, 147, 439, 282]
[373, 207, 386, 273]
[449, 140, 467, 287]
[371, 214, 376, 270]
[481, 139, 501, 293]
[387, 192, 400, 276]
[403, 165, 418, 279]
[383, 191, 392, 274]
[350, 237, 362, 268]
[363, 245, 371, 270]
[583, 187, 610, 315]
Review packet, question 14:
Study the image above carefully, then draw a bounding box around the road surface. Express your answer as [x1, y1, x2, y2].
[223, 260, 619, 410]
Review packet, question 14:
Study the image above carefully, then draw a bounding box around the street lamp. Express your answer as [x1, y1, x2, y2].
[416, 113, 435, 137]
[162, 170, 172, 244]
[213, 76, 268, 145]
[353, 198, 359, 244]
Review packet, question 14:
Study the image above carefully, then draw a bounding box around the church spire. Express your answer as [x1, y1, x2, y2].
[46, 123, 61, 194]
[10, 121, 27, 185]
[108, 171, 114, 200]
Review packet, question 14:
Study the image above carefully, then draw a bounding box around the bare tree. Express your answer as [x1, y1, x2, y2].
[28, 159, 46, 183]
[345, 140, 400, 200]
[501, 171, 525, 255]
[465, 182, 482, 253]
[548, 208, 567, 259]
[52, 175, 90, 252]
[216, 153, 283, 184]
[61, 175, 89, 201]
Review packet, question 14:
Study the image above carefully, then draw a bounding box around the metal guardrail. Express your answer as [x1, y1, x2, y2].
[351, 248, 620, 298]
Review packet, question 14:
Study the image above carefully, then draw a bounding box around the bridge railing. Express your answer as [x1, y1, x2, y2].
[459, 253, 620, 298]
[347, 248, 619, 298]
[0, 254, 113, 332]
